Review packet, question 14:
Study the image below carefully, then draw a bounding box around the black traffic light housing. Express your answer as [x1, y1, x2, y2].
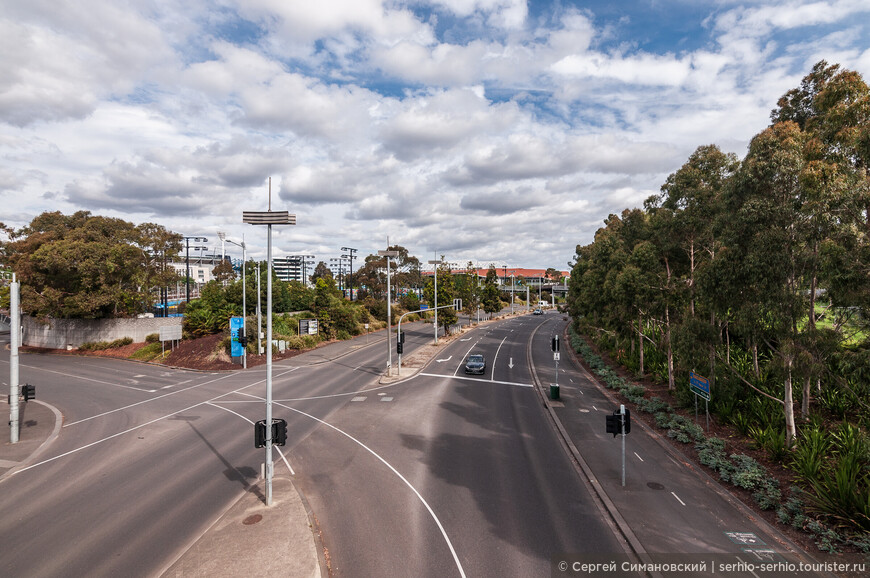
[397, 341, 403, 354]
[238, 334, 248, 347]
[22, 384, 35, 401]
[605, 408, 630, 437]
[551, 335, 560, 352]
[254, 418, 288, 448]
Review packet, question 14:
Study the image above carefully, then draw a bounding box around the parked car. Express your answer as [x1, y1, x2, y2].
[464, 354, 486, 375]
[533, 308, 543, 315]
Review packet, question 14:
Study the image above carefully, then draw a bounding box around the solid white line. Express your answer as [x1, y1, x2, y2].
[419, 372, 532, 388]
[8, 361, 158, 392]
[671, 491, 686, 506]
[634, 452, 644, 462]
[11, 379, 265, 475]
[277, 403, 467, 578]
[207, 402, 296, 475]
[453, 339, 481, 377]
[736, 557, 760, 578]
[63, 368, 299, 427]
[490, 335, 508, 381]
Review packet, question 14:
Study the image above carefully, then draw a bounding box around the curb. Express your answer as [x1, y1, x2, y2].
[525, 318, 660, 578]
[561, 326, 829, 571]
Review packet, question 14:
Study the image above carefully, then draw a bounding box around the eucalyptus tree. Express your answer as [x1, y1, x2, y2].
[3, 211, 180, 319]
[481, 265, 501, 316]
[423, 260, 457, 334]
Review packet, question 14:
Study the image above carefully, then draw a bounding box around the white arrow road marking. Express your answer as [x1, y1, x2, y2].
[436, 356, 453, 362]
[508, 357, 514, 369]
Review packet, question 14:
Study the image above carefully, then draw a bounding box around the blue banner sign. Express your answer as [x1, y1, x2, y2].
[230, 316, 244, 357]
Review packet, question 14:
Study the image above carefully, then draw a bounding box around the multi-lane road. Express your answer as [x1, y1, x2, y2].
[1, 312, 829, 577]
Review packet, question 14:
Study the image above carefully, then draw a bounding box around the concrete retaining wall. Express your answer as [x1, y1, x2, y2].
[22, 316, 183, 349]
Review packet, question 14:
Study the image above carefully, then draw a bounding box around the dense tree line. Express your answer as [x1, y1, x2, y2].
[1, 211, 181, 318]
[568, 61, 869, 532]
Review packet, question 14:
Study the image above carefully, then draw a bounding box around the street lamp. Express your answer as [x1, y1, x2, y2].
[428, 258, 444, 344]
[183, 236, 208, 303]
[289, 255, 315, 286]
[221, 233, 247, 370]
[379, 250, 399, 373]
[341, 246, 357, 300]
[243, 209, 296, 507]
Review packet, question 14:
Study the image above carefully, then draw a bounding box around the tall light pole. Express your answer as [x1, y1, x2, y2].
[341, 246, 357, 300]
[222, 234, 247, 369]
[9, 274, 19, 443]
[378, 249, 399, 373]
[428, 258, 444, 344]
[183, 236, 208, 303]
[243, 208, 296, 507]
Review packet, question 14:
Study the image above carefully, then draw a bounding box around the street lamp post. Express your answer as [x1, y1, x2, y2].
[183, 236, 208, 303]
[221, 234, 247, 369]
[428, 258, 444, 344]
[378, 250, 399, 373]
[243, 209, 296, 507]
[341, 246, 357, 300]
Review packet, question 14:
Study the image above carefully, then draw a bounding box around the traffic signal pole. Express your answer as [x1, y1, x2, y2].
[9, 274, 19, 443]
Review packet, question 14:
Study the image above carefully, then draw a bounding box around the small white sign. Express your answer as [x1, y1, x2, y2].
[554, 352, 561, 361]
[159, 325, 182, 341]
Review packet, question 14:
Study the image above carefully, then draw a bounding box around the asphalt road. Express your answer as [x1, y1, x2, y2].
[0, 324, 436, 576]
[290, 314, 629, 577]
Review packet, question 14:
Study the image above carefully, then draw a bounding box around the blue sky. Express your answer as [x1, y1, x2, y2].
[2, 1, 869, 270]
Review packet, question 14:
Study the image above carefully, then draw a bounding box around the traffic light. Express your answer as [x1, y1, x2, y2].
[254, 419, 267, 448]
[239, 335, 248, 347]
[551, 335, 560, 352]
[605, 413, 620, 437]
[397, 341, 403, 354]
[22, 384, 35, 401]
[605, 408, 630, 437]
[273, 418, 288, 446]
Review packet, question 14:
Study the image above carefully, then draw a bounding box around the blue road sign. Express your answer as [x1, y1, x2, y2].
[689, 371, 711, 401]
[230, 316, 244, 357]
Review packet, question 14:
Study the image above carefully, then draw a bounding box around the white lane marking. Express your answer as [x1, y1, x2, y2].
[592, 405, 598, 411]
[12, 378, 268, 475]
[436, 356, 453, 362]
[63, 368, 298, 427]
[490, 336, 508, 381]
[634, 452, 644, 462]
[671, 492, 686, 506]
[454, 339, 481, 377]
[8, 362, 157, 393]
[419, 373, 532, 388]
[735, 557, 761, 578]
[277, 403, 467, 578]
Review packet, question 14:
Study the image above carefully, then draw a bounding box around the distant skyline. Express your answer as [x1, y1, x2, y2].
[3, 1, 869, 269]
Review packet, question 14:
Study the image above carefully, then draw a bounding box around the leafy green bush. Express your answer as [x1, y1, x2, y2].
[130, 341, 163, 361]
[145, 333, 159, 343]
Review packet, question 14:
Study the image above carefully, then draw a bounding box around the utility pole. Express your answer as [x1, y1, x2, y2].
[9, 274, 20, 443]
[379, 249, 399, 373]
[428, 257, 444, 344]
[243, 184, 296, 507]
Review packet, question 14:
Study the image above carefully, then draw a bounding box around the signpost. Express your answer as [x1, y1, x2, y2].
[690, 371, 711, 431]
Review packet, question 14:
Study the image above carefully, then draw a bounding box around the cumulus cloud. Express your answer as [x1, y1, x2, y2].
[3, 0, 870, 268]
